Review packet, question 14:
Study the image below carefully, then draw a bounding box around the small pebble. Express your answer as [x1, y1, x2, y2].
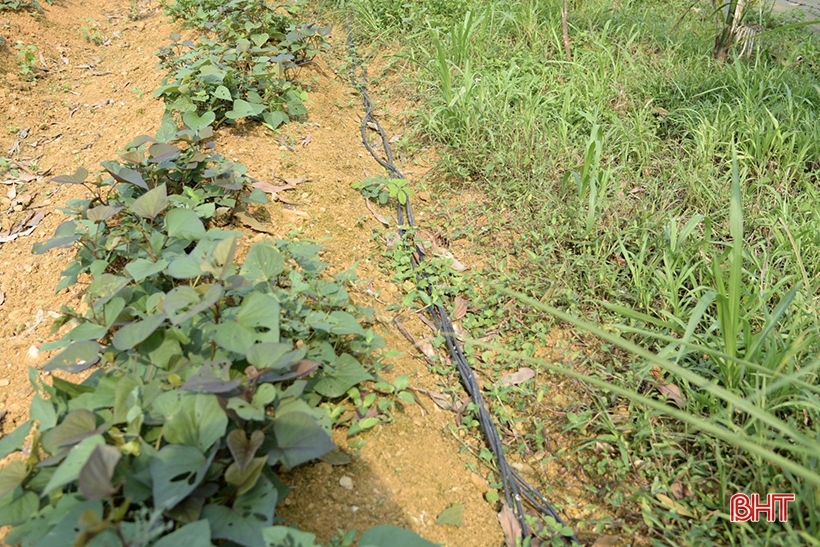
[339, 476, 354, 490]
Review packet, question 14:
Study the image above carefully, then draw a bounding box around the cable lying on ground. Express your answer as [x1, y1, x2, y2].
[344, 23, 580, 545]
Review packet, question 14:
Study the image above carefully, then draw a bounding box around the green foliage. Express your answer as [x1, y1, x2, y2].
[155, 0, 329, 128]
[81, 18, 109, 46]
[333, 0, 820, 543]
[0, 0, 40, 12]
[14, 42, 38, 80]
[352, 176, 412, 206]
[1, 118, 429, 546]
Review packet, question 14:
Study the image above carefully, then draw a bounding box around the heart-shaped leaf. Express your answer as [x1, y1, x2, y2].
[131, 184, 168, 220]
[42, 340, 101, 373]
[227, 429, 265, 471]
[225, 99, 266, 120]
[166, 208, 206, 241]
[112, 313, 167, 351]
[78, 444, 122, 500]
[52, 167, 88, 184]
[214, 85, 232, 101]
[182, 111, 216, 132]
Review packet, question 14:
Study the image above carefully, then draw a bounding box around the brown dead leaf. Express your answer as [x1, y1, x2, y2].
[453, 296, 469, 321]
[389, 133, 403, 144]
[235, 211, 276, 235]
[365, 198, 390, 226]
[670, 481, 689, 500]
[252, 181, 296, 194]
[657, 383, 686, 408]
[497, 503, 522, 547]
[419, 340, 436, 361]
[498, 367, 537, 387]
[283, 177, 310, 185]
[432, 247, 467, 271]
[656, 493, 695, 518]
[592, 535, 623, 547]
[415, 389, 454, 411]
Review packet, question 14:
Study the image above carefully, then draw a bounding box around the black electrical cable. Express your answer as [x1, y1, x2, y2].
[344, 22, 580, 545]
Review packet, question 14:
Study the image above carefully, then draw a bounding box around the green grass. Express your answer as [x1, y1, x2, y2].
[324, 0, 820, 544]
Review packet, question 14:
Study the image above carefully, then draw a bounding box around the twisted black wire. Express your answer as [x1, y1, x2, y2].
[345, 22, 579, 545]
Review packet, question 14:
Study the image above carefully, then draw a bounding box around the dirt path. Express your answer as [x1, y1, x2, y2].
[0, 1, 504, 545]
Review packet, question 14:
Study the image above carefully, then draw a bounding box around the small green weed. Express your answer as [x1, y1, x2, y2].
[14, 42, 38, 79]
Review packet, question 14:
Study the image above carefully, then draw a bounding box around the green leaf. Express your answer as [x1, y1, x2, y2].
[359, 526, 438, 547]
[41, 409, 99, 454]
[214, 321, 257, 355]
[262, 111, 289, 130]
[125, 258, 169, 282]
[32, 221, 80, 254]
[214, 85, 232, 100]
[202, 476, 278, 547]
[0, 421, 32, 459]
[261, 527, 318, 547]
[43, 434, 106, 496]
[166, 208, 206, 241]
[313, 354, 372, 398]
[271, 412, 335, 469]
[131, 183, 168, 220]
[225, 456, 266, 496]
[87, 274, 130, 303]
[236, 292, 280, 341]
[246, 342, 293, 370]
[182, 111, 216, 132]
[202, 504, 263, 547]
[102, 162, 149, 190]
[225, 99, 266, 120]
[227, 397, 265, 422]
[0, 461, 28, 500]
[42, 340, 101, 373]
[227, 429, 265, 470]
[153, 520, 212, 547]
[112, 313, 167, 351]
[52, 167, 88, 184]
[435, 503, 463, 527]
[78, 444, 122, 500]
[31, 393, 58, 430]
[167, 255, 203, 279]
[348, 417, 379, 437]
[151, 444, 213, 510]
[328, 311, 365, 336]
[159, 392, 228, 452]
[0, 491, 38, 527]
[86, 204, 124, 223]
[250, 33, 269, 47]
[240, 242, 284, 284]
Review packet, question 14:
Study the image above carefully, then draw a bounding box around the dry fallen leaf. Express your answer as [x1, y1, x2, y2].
[499, 368, 536, 387]
[300, 134, 312, 147]
[656, 493, 695, 518]
[670, 481, 689, 500]
[591, 535, 623, 547]
[657, 382, 686, 408]
[283, 177, 310, 185]
[365, 198, 390, 226]
[415, 389, 453, 412]
[497, 503, 522, 547]
[235, 211, 276, 235]
[452, 296, 469, 321]
[432, 246, 467, 271]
